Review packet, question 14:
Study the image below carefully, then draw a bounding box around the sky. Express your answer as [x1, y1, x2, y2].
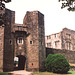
[5, 0, 75, 35]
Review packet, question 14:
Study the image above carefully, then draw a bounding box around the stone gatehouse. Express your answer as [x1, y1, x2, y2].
[0, 8, 46, 72]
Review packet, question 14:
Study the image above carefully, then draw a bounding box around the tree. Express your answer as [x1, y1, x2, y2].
[0, 0, 11, 10]
[45, 54, 70, 73]
[0, 0, 11, 25]
[59, 0, 75, 11]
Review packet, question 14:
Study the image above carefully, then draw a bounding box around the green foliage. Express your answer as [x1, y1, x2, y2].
[0, 0, 11, 10]
[45, 54, 53, 71]
[59, 0, 75, 11]
[45, 54, 70, 74]
[0, 72, 9, 75]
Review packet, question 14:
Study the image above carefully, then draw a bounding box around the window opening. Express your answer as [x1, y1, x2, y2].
[17, 37, 23, 44]
[9, 40, 12, 45]
[30, 41, 32, 44]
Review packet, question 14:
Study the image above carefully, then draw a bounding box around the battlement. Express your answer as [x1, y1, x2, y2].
[12, 24, 28, 33]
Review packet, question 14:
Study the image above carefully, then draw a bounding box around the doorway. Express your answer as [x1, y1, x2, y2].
[14, 55, 26, 70]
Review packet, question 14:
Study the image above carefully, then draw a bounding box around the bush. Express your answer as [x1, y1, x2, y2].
[45, 54, 70, 73]
[45, 54, 53, 71]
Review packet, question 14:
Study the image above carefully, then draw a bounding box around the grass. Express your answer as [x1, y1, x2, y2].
[32, 71, 75, 75]
[0, 72, 11, 75]
[68, 71, 75, 74]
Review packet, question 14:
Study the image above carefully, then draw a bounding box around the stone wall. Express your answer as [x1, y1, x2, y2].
[45, 28, 75, 51]
[38, 12, 46, 71]
[61, 28, 75, 50]
[0, 9, 45, 72]
[45, 32, 62, 49]
[23, 11, 46, 71]
[46, 48, 75, 63]
[3, 8, 15, 72]
[0, 25, 4, 72]
[23, 11, 40, 71]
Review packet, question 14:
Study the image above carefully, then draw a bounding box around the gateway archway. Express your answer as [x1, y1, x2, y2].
[14, 55, 26, 70]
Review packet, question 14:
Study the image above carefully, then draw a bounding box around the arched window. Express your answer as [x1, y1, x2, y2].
[17, 37, 23, 44]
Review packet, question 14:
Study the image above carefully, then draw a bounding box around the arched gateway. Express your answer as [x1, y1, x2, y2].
[14, 55, 26, 70]
[0, 8, 46, 72]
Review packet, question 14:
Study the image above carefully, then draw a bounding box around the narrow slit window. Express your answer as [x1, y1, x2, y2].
[9, 40, 12, 45]
[30, 41, 32, 44]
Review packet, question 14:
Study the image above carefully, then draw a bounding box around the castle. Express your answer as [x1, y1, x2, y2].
[45, 28, 75, 51]
[0, 8, 46, 72]
[1, 7, 75, 72]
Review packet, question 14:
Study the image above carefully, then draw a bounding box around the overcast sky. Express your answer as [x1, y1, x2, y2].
[5, 0, 75, 35]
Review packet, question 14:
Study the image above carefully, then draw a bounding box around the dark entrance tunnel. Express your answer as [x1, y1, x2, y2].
[14, 55, 26, 70]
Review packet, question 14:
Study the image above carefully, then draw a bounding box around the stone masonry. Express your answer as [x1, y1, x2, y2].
[0, 8, 46, 72]
[0, 8, 15, 72]
[46, 48, 75, 64]
[23, 11, 46, 71]
[45, 28, 75, 51]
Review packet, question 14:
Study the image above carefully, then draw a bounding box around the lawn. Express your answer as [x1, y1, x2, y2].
[32, 71, 75, 75]
[0, 72, 11, 75]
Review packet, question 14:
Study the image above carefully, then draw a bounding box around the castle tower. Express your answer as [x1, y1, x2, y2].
[0, 8, 15, 72]
[23, 11, 46, 71]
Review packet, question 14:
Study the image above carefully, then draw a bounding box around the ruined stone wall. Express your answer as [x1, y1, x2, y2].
[45, 28, 75, 51]
[61, 28, 75, 50]
[45, 32, 62, 49]
[46, 48, 75, 63]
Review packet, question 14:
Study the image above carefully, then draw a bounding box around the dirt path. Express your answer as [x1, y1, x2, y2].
[9, 70, 32, 75]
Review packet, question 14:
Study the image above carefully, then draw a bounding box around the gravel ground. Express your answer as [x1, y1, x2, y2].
[9, 70, 32, 75]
